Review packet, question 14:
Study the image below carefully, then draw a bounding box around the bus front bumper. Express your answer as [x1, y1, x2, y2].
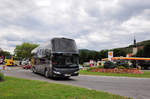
[52, 70, 79, 77]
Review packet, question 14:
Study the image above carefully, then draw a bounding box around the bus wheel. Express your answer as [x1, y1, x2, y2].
[45, 70, 49, 78]
[32, 67, 36, 73]
[64, 76, 70, 79]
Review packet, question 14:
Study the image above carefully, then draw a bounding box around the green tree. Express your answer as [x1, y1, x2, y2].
[136, 49, 143, 57]
[79, 49, 89, 64]
[113, 48, 127, 57]
[143, 43, 150, 57]
[79, 50, 103, 64]
[0, 50, 11, 57]
[88, 51, 94, 60]
[99, 50, 108, 59]
[14, 42, 38, 59]
[93, 51, 100, 61]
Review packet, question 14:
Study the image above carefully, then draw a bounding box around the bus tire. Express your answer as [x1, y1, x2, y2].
[45, 69, 50, 78]
[64, 76, 70, 79]
[32, 67, 37, 73]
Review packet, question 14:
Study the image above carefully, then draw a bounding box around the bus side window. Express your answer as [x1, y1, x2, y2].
[44, 58, 50, 64]
[39, 58, 46, 65]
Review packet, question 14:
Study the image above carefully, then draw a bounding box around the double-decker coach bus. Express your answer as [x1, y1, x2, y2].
[31, 38, 79, 78]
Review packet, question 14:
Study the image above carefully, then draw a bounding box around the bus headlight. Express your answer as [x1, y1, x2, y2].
[53, 71, 61, 74]
[74, 71, 78, 74]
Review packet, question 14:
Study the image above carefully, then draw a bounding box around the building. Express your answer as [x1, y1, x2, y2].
[0, 48, 2, 52]
[132, 37, 137, 56]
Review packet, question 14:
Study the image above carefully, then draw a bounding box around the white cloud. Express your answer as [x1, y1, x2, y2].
[36, 0, 51, 7]
[122, 11, 150, 33]
[87, 32, 110, 42]
[0, 0, 150, 53]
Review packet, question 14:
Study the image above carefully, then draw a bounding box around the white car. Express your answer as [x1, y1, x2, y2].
[21, 59, 29, 65]
[79, 65, 84, 70]
[0, 59, 3, 64]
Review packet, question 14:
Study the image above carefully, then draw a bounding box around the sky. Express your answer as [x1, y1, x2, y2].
[0, 0, 150, 54]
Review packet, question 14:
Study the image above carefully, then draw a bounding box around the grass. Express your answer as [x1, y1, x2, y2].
[0, 77, 131, 99]
[80, 70, 150, 78]
[0, 72, 4, 81]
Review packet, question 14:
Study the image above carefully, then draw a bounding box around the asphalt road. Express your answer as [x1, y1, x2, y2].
[2, 67, 150, 99]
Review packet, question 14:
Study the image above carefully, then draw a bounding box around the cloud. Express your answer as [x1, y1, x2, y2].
[0, 0, 150, 54]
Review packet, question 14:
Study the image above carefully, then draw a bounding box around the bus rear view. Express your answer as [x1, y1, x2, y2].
[32, 38, 79, 78]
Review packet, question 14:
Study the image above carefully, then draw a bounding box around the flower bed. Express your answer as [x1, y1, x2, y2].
[91, 68, 143, 74]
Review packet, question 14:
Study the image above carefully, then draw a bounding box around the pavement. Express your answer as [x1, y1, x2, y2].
[1, 66, 150, 99]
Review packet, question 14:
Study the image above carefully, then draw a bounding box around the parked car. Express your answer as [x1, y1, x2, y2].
[23, 65, 31, 69]
[0, 59, 3, 64]
[79, 65, 84, 70]
[21, 59, 30, 65]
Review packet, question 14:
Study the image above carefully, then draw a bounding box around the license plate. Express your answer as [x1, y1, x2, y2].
[65, 74, 71, 76]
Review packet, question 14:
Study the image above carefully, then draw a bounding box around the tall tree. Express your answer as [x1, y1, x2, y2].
[143, 42, 150, 57]
[136, 49, 143, 57]
[99, 50, 108, 59]
[14, 43, 38, 59]
[113, 48, 127, 57]
[79, 49, 89, 64]
[79, 49, 103, 64]
[0, 50, 11, 57]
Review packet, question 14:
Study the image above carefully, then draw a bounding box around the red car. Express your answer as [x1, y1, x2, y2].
[23, 65, 32, 69]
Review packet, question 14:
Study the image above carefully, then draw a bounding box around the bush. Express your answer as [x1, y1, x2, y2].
[104, 61, 116, 69]
[0, 71, 4, 81]
[115, 60, 130, 68]
[118, 66, 126, 69]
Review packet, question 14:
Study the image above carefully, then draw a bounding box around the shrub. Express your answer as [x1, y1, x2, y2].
[104, 61, 116, 69]
[115, 60, 130, 68]
[0, 71, 4, 81]
[118, 66, 126, 69]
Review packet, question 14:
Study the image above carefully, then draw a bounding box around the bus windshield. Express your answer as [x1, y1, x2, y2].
[52, 54, 78, 67]
[52, 38, 78, 53]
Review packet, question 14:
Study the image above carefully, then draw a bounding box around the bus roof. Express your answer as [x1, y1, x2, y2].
[51, 38, 78, 53]
[32, 38, 78, 58]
